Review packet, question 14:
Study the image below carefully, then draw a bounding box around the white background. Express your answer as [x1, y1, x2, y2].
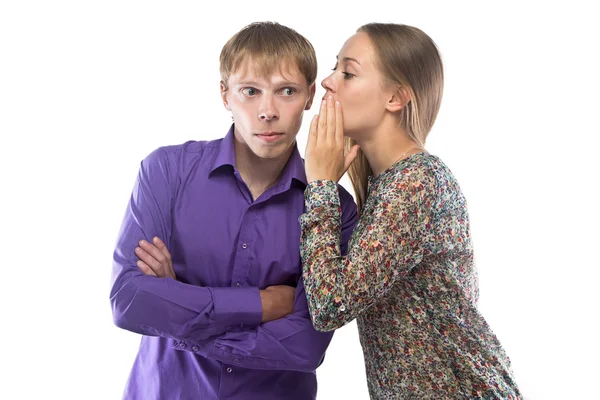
[1, 1, 598, 399]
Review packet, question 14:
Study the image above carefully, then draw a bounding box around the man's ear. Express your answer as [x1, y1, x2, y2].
[305, 83, 317, 110]
[385, 85, 411, 113]
[220, 80, 231, 111]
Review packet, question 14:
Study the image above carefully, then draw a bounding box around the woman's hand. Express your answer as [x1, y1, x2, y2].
[304, 96, 360, 183]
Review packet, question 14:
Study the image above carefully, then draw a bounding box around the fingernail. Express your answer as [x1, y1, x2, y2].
[139, 240, 146, 245]
[328, 95, 333, 101]
[135, 247, 140, 253]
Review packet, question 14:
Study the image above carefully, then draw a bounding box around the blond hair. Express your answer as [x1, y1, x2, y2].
[220, 22, 317, 89]
[347, 23, 444, 212]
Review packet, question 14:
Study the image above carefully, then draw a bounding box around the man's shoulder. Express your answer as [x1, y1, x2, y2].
[297, 155, 355, 205]
[157, 137, 222, 157]
[337, 183, 357, 220]
[336, 182, 353, 200]
[143, 137, 223, 166]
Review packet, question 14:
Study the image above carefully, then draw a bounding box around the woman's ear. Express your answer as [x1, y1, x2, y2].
[385, 85, 411, 113]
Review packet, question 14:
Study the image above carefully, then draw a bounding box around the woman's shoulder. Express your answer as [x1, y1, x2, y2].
[405, 151, 446, 172]
[386, 151, 443, 184]
[384, 152, 463, 201]
[405, 152, 458, 183]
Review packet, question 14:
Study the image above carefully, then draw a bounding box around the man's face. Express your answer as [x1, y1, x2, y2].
[221, 58, 316, 160]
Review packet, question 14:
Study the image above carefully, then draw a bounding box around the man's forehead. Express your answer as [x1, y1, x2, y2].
[231, 57, 305, 84]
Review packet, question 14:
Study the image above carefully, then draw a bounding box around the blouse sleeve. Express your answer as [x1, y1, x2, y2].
[299, 166, 435, 331]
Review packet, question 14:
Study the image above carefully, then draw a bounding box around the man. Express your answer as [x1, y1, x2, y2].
[110, 22, 358, 400]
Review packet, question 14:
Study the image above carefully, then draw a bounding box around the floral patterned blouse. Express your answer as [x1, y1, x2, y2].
[299, 152, 521, 399]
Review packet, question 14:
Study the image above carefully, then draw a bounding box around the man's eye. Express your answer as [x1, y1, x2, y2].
[241, 88, 258, 96]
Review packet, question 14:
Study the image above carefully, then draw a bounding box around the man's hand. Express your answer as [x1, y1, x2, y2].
[135, 238, 293, 321]
[259, 285, 296, 322]
[135, 237, 176, 279]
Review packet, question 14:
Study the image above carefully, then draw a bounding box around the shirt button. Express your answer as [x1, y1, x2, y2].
[236, 282, 241, 287]
[179, 342, 186, 349]
[227, 367, 233, 373]
[241, 243, 248, 249]
[192, 345, 199, 352]
[340, 305, 346, 312]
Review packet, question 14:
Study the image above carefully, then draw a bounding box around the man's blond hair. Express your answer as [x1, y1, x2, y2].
[220, 22, 317, 89]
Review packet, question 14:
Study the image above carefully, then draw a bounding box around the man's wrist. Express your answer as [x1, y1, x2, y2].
[259, 290, 271, 322]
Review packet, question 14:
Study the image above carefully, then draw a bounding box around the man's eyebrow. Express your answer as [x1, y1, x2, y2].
[236, 80, 261, 86]
[235, 80, 303, 86]
[276, 80, 303, 86]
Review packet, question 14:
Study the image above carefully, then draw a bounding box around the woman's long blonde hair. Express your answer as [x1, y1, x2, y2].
[346, 23, 444, 212]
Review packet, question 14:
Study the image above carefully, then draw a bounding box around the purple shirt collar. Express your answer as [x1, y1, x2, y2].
[210, 124, 307, 188]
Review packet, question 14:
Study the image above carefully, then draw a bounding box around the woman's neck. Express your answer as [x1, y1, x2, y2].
[357, 121, 423, 177]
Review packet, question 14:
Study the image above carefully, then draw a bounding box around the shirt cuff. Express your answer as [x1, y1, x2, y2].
[304, 180, 340, 213]
[209, 287, 263, 330]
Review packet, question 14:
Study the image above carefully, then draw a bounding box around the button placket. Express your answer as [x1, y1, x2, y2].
[231, 209, 255, 288]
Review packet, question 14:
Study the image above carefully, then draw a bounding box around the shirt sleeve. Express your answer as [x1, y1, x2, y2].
[299, 167, 435, 332]
[177, 279, 331, 372]
[175, 189, 359, 371]
[110, 147, 262, 341]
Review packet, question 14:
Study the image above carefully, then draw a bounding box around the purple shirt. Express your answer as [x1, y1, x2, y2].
[110, 126, 358, 400]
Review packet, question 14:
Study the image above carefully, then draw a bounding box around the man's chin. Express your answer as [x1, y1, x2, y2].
[252, 143, 295, 161]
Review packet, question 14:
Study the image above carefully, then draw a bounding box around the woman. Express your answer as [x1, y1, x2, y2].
[301, 23, 521, 399]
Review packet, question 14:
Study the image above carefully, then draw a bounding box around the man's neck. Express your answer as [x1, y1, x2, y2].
[234, 141, 294, 200]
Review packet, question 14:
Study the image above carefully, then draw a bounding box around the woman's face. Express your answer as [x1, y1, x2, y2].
[321, 32, 392, 140]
